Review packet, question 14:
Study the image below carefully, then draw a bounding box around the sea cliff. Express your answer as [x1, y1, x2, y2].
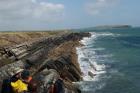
[0, 32, 91, 92]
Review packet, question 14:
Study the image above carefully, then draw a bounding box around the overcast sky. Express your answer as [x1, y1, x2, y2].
[0, 0, 139, 31]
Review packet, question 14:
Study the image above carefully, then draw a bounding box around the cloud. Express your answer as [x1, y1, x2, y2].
[85, 0, 118, 15]
[33, 2, 64, 21]
[0, 0, 64, 30]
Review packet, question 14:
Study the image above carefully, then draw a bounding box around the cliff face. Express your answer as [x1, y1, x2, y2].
[0, 32, 91, 92]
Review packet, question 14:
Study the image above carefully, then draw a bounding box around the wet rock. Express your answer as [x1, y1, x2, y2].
[88, 71, 96, 78]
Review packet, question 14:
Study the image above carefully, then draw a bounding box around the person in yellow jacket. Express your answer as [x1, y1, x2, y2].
[11, 79, 28, 93]
[10, 70, 32, 93]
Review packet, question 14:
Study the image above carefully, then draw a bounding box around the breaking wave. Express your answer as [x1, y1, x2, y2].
[76, 32, 117, 92]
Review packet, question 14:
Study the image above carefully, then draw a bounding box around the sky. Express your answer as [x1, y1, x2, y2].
[0, 0, 139, 31]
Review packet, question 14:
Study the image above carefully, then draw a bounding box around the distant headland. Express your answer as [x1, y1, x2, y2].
[94, 25, 132, 29]
[74, 25, 133, 32]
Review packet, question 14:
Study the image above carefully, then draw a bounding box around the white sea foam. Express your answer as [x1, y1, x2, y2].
[95, 32, 120, 37]
[77, 32, 107, 81]
[76, 32, 121, 93]
[76, 32, 119, 92]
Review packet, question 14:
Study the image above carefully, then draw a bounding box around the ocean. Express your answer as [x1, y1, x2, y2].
[76, 27, 140, 93]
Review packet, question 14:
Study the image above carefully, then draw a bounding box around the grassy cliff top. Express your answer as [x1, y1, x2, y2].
[0, 31, 69, 47]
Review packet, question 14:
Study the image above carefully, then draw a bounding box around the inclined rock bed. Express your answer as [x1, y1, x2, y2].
[0, 32, 91, 93]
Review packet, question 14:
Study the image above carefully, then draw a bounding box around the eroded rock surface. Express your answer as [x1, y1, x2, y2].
[0, 32, 91, 93]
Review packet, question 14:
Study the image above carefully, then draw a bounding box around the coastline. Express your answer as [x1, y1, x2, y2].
[0, 32, 91, 92]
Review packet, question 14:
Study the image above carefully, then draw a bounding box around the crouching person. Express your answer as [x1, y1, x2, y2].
[1, 68, 37, 93]
[11, 70, 32, 93]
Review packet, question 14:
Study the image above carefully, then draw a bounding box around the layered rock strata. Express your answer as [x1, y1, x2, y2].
[0, 32, 91, 92]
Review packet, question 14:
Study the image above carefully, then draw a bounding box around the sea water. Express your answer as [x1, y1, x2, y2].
[76, 27, 140, 93]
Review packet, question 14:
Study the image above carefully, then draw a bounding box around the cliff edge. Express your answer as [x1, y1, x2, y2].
[0, 32, 91, 93]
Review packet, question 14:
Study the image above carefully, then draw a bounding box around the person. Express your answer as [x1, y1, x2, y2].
[12, 69, 37, 93]
[45, 75, 65, 93]
[28, 79, 37, 93]
[10, 70, 31, 93]
[54, 78, 65, 93]
[1, 68, 24, 93]
[1, 68, 36, 93]
[1, 78, 13, 93]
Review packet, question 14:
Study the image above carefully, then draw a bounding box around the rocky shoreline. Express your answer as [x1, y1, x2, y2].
[0, 32, 91, 93]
